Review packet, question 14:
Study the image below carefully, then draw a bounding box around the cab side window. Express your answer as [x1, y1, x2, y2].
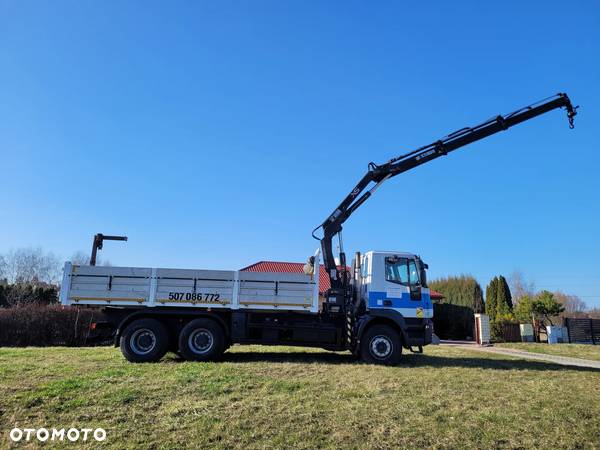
[385, 257, 409, 285]
[361, 256, 369, 279]
[385, 257, 420, 286]
[409, 260, 420, 285]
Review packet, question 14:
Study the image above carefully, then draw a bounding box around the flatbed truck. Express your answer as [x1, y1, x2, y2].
[60, 93, 577, 364]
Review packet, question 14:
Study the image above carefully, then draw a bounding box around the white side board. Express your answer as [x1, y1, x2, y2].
[60, 251, 321, 314]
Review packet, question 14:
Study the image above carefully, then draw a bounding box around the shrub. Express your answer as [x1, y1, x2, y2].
[0, 281, 58, 308]
[430, 275, 485, 313]
[490, 312, 517, 342]
[514, 295, 535, 323]
[513, 291, 566, 326]
[0, 305, 109, 347]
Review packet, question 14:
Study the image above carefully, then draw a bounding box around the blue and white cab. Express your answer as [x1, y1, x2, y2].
[359, 251, 433, 319]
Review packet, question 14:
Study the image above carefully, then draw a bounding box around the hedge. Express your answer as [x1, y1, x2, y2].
[0, 305, 110, 347]
[433, 303, 475, 340]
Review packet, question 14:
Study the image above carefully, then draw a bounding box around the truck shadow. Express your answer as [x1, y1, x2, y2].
[218, 351, 599, 372]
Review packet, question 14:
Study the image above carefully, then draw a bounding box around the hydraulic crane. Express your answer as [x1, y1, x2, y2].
[312, 93, 578, 309]
[63, 92, 578, 365]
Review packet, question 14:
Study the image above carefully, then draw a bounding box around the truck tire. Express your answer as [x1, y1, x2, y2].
[360, 324, 402, 365]
[178, 318, 225, 362]
[120, 318, 169, 363]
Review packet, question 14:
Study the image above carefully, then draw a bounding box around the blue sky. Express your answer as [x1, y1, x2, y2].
[1, 1, 599, 306]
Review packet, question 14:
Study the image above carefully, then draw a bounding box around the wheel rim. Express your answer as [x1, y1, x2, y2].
[130, 328, 157, 355]
[370, 335, 393, 359]
[188, 328, 214, 355]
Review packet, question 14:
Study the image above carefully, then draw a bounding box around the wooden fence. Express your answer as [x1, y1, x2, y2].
[564, 318, 600, 344]
[501, 322, 522, 342]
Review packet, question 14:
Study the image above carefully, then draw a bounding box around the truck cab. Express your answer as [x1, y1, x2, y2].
[352, 251, 433, 362]
[359, 251, 433, 320]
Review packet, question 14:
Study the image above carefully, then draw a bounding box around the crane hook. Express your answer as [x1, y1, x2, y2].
[567, 105, 579, 129]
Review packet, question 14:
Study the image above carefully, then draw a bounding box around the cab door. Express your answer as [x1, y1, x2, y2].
[375, 256, 424, 318]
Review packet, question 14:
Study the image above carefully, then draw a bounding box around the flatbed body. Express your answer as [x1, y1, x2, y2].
[60, 262, 320, 313]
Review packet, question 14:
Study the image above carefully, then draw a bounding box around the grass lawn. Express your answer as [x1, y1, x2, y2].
[0, 345, 599, 449]
[496, 343, 600, 361]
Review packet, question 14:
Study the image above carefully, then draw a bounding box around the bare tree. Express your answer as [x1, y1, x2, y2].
[70, 251, 91, 265]
[1, 248, 61, 284]
[554, 291, 587, 316]
[509, 270, 535, 303]
[70, 251, 111, 267]
[0, 253, 6, 280]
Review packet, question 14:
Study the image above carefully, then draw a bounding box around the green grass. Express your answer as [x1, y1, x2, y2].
[496, 343, 600, 361]
[0, 346, 599, 449]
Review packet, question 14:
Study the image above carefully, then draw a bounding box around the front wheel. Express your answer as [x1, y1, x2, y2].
[178, 318, 226, 362]
[360, 324, 402, 365]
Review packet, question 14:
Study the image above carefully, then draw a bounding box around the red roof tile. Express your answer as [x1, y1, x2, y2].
[240, 261, 331, 294]
[429, 289, 444, 300]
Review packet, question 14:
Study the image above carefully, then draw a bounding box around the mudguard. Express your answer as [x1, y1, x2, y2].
[111, 309, 230, 347]
[356, 309, 410, 345]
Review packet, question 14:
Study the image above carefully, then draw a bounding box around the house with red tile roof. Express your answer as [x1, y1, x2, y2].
[240, 261, 331, 294]
[240, 260, 445, 300]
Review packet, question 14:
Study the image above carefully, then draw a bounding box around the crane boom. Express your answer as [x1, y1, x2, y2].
[313, 93, 577, 292]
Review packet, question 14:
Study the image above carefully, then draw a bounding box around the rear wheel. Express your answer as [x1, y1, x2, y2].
[360, 324, 402, 365]
[178, 318, 226, 362]
[120, 318, 169, 363]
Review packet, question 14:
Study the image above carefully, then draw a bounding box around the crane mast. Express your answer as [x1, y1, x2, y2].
[312, 93, 577, 298]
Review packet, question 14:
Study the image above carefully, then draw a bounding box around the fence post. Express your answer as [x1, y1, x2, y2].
[592, 318, 596, 345]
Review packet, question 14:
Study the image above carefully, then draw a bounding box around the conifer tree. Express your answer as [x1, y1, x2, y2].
[495, 275, 513, 316]
[485, 277, 498, 321]
[473, 282, 485, 313]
